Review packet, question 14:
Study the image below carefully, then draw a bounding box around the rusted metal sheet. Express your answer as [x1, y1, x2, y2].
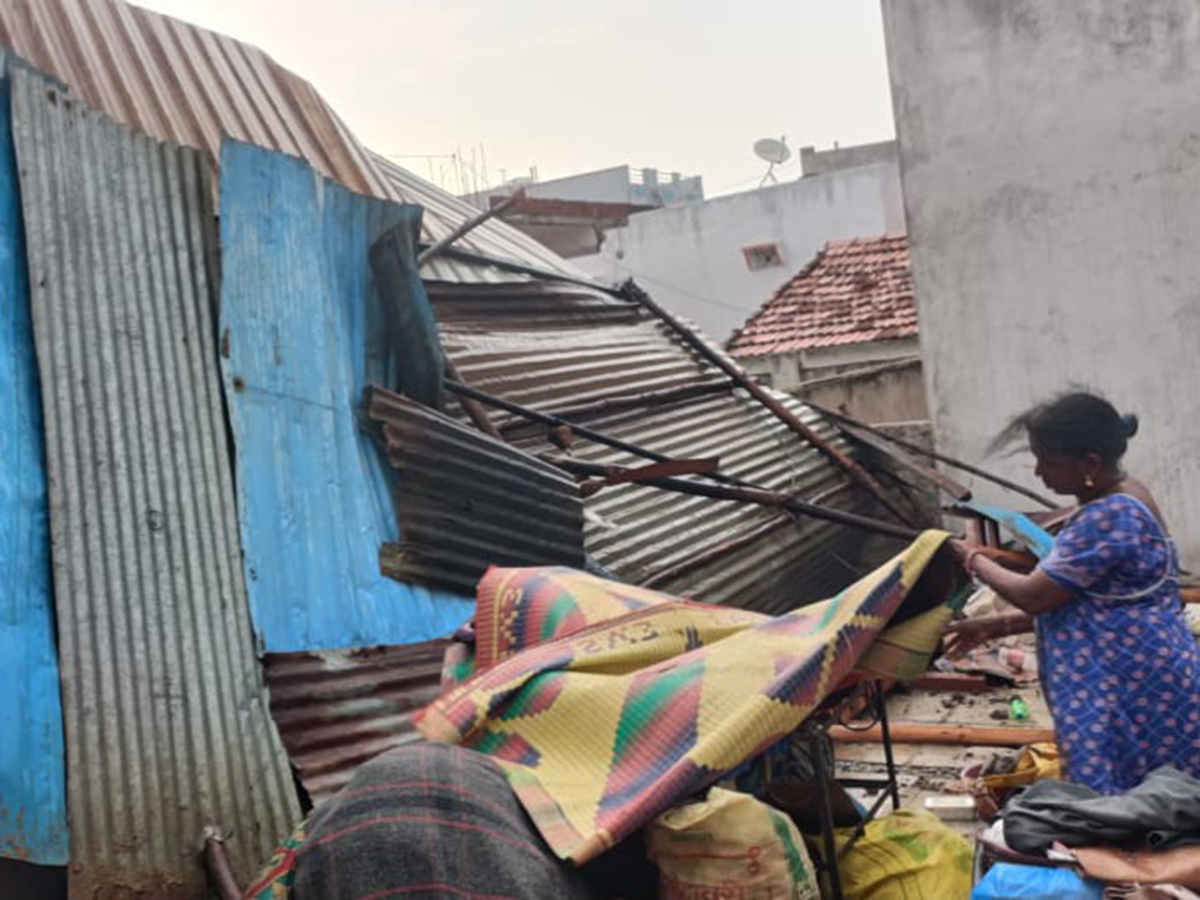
[367, 388, 586, 596]
[428, 276, 877, 615]
[263, 640, 451, 803]
[0, 0, 568, 269]
[11, 68, 297, 897]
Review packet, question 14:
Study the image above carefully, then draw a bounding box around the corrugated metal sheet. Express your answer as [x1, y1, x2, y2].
[219, 139, 473, 653]
[367, 388, 585, 596]
[0, 0, 571, 271]
[11, 68, 297, 897]
[427, 276, 875, 615]
[0, 55, 67, 865]
[263, 639, 450, 804]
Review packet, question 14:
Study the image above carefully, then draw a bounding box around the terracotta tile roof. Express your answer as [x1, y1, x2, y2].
[726, 235, 918, 357]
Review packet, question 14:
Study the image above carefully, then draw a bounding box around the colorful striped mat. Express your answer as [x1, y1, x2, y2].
[418, 530, 958, 862]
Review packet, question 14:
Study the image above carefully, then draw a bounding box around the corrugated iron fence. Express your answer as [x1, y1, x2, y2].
[11, 66, 297, 896]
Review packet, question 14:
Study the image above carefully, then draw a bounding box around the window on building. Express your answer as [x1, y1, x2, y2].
[752, 372, 774, 388]
[742, 243, 784, 271]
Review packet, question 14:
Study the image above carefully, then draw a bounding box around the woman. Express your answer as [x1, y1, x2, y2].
[946, 391, 1200, 794]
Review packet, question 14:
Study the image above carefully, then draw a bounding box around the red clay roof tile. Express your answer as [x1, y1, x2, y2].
[726, 235, 918, 357]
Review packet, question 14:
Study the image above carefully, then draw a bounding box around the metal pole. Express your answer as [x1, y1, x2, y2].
[616, 281, 917, 527]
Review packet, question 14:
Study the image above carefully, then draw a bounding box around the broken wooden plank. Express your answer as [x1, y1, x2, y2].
[909, 673, 991, 693]
[829, 722, 1055, 746]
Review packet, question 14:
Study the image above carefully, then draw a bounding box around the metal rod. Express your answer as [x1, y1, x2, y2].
[543, 455, 921, 542]
[203, 833, 243, 900]
[443, 360, 503, 439]
[446, 379, 749, 487]
[803, 400, 1058, 509]
[875, 681, 901, 811]
[616, 281, 917, 527]
[417, 190, 525, 266]
[813, 733, 845, 900]
[498, 380, 736, 433]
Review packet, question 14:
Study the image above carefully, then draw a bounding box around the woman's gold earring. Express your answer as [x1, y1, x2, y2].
[1085, 474, 1095, 488]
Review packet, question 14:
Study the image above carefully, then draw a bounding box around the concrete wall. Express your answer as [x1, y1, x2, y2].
[882, 0, 1200, 565]
[738, 335, 921, 392]
[575, 161, 906, 341]
[800, 140, 898, 177]
[464, 166, 705, 209]
[799, 358, 929, 426]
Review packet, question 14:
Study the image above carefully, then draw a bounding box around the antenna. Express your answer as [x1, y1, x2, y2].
[753, 136, 791, 187]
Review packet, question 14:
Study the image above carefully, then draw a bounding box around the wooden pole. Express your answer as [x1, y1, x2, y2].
[544, 454, 922, 542]
[805, 400, 1058, 509]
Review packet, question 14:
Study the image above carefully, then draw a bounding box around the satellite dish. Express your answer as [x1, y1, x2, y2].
[753, 137, 792, 165]
[753, 137, 791, 187]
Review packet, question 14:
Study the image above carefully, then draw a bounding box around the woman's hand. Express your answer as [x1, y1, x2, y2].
[949, 538, 980, 566]
[942, 617, 995, 659]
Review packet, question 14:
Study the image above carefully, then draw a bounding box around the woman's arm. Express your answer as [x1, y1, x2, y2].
[943, 611, 1034, 657]
[967, 553, 1074, 616]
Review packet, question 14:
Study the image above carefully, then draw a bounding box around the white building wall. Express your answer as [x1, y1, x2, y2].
[524, 166, 633, 204]
[464, 166, 705, 210]
[575, 162, 906, 342]
[882, 0, 1200, 565]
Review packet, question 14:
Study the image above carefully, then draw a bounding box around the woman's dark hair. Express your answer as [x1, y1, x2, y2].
[990, 391, 1138, 466]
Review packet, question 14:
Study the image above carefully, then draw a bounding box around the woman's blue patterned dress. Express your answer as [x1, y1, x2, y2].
[1038, 493, 1200, 793]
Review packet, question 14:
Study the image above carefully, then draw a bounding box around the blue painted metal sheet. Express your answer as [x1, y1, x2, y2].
[219, 139, 473, 652]
[0, 59, 68, 865]
[960, 499, 1055, 559]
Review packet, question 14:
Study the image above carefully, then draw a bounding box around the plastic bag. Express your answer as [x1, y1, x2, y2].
[826, 810, 973, 900]
[979, 743, 1062, 792]
[647, 787, 819, 900]
[971, 862, 1104, 899]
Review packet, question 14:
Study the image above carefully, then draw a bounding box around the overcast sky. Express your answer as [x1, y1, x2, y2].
[136, 0, 895, 197]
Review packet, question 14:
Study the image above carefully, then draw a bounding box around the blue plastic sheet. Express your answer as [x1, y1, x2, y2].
[218, 139, 472, 652]
[972, 863, 1104, 900]
[0, 59, 68, 864]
